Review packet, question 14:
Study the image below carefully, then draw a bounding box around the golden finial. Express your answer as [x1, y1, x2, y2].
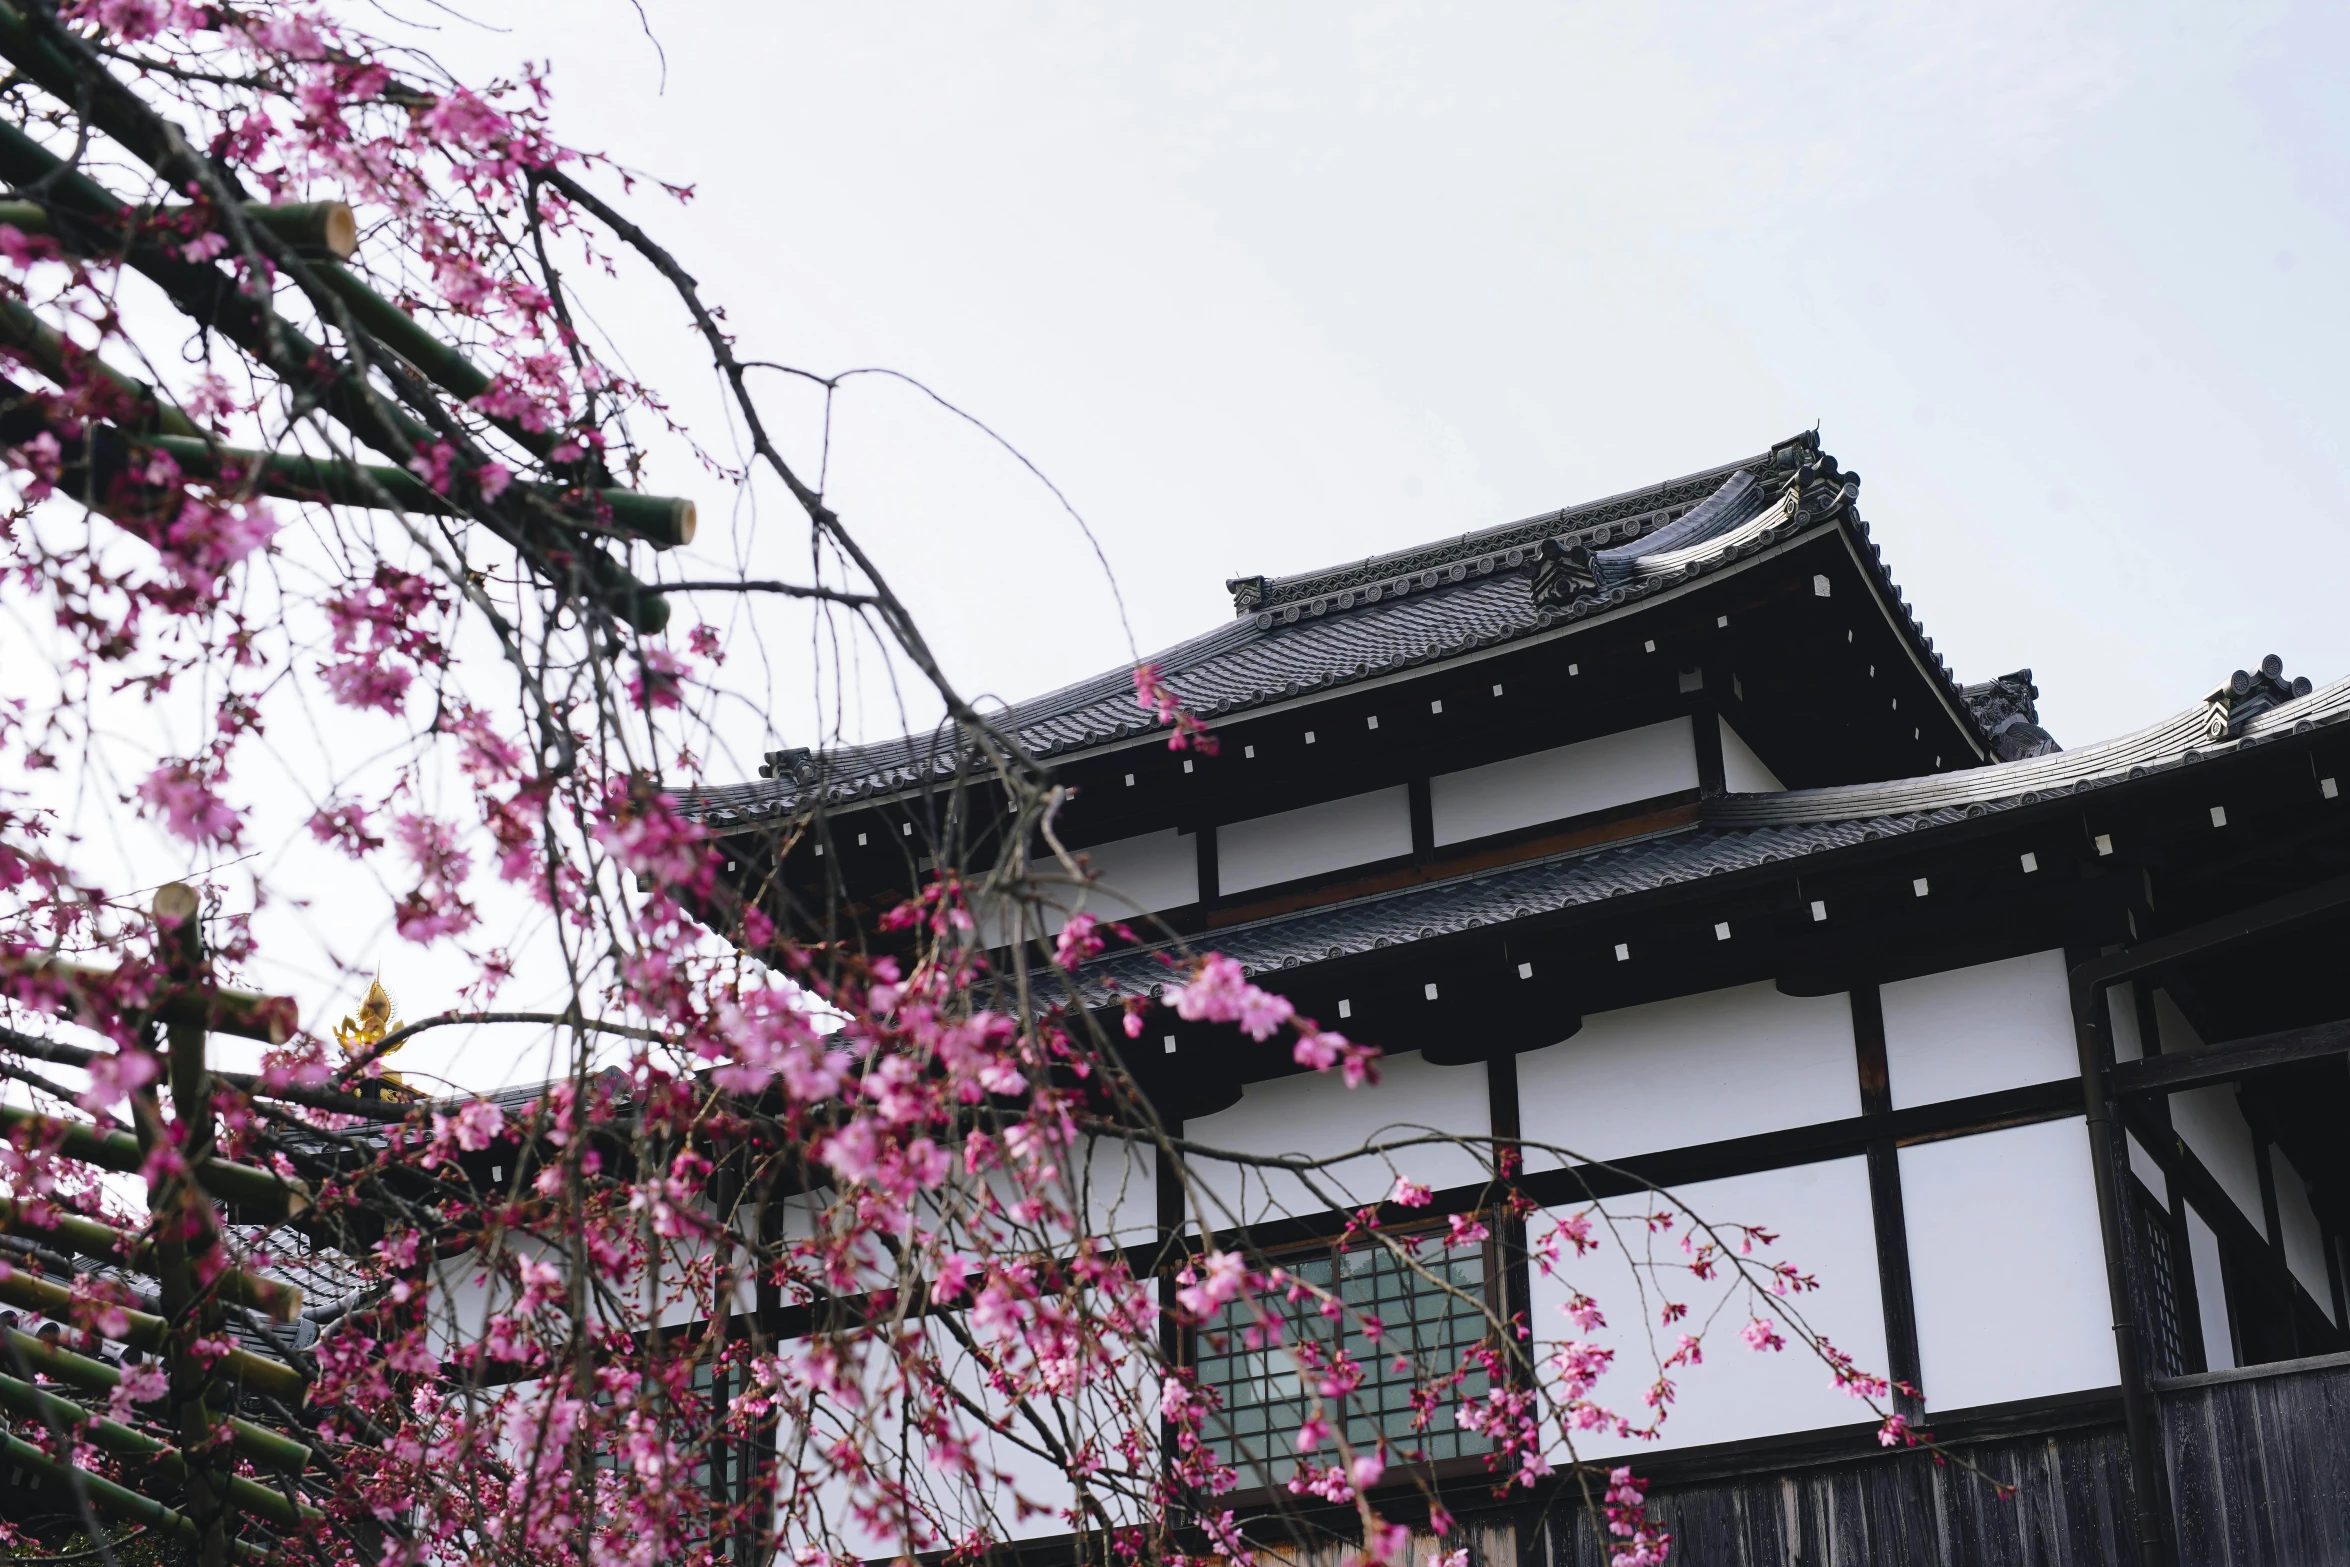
[335, 975, 416, 1096]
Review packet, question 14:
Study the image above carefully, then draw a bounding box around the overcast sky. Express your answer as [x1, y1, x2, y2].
[419, 0, 2350, 757]
[62, 0, 2334, 1090]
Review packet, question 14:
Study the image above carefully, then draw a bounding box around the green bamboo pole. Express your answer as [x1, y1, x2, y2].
[0, 117, 671, 631]
[0, 296, 203, 438]
[148, 878, 239, 1567]
[0, 1268, 308, 1403]
[149, 433, 698, 547]
[0, 1431, 275, 1562]
[0, 952, 300, 1045]
[0, 1199, 303, 1321]
[1, 1331, 313, 1475]
[2, 1025, 414, 1124]
[0, 197, 355, 259]
[0, 1371, 320, 1526]
[0, 269, 693, 546]
[0, 1104, 309, 1220]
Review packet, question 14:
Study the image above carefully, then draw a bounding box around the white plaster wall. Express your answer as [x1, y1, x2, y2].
[2170, 1085, 2264, 1227]
[422, 1226, 760, 1348]
[776, 1312, 1153, 1554]
[1182, 1049, 1492, 1229]
[2107, 983, 2144, 1062]
[1219, 784, 1413, 894]
[979, 827, 1199, 947]
[1068, 1133, 1161, 1251]
[1719, 718, 1785, 794]
[1526, 1157, 1888, 1456]
[425, 1250, 500, 1357]
[2184, 1203, 2236, 1371]
[1900, 1117, 2117, 1412]
[2125, 1131, 2168, 1206]
[2154, 989, 2207, 1054]
[1880, 950, 2078, 1110]
[2273, 1147, 2335, 1323]
[1428, 716, 1697, 847]
[1515, 982, 1860, 1169]
[1068, 828, 1199, 922]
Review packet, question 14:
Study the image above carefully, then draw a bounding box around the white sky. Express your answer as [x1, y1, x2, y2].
[427, 0, 2350, 753]
[17, 2, 2350, 1095]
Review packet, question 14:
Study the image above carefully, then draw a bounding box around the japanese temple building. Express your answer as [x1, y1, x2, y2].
[688, 430, 2350, 1566]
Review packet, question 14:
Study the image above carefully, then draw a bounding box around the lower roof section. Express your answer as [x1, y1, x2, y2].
[1069, 671, 2350, 1002]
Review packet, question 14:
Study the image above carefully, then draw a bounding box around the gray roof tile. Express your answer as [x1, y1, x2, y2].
[685, 431, 1986, 827]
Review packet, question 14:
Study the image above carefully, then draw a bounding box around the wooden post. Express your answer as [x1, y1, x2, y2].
[152, 882, 235, 1567]
[1849, 985, 1924, 1422]
[2068, 946, 2177, 1567]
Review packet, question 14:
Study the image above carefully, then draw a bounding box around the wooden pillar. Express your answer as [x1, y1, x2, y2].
[1155, 1128, 1188, 1494]
[1690, 704, 1726, 796]
[1486, 1049, 1533, 1379]
[2068, 948, 2178, 1567]
[1848, 986, 1924, 1422]
[152, 882, 233, 1567]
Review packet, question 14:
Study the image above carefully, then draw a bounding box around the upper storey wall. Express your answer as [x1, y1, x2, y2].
[1429, 716, 1700, 847]
[1031, 713, 1781, 932]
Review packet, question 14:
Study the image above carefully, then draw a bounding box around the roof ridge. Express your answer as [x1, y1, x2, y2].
[1227, 438, 1806, 615]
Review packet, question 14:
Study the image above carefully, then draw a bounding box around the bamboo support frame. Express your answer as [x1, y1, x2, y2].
[0, 1103, 311, 1220]
[0, 116, 672, 630]
[0, 197, 355, 259]
[0, 1331, 313, 1474]
[0, 12, 615, 480]
[0, 1372, 318, 1527]
[0, 1268, 308, 1403]
[0, 1431, 274, 1562]
[0, 1198, 303, 1321]
[0, 338, 693, 546]
[0, 952, 300, 1045]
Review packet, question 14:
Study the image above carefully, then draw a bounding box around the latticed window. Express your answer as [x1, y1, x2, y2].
[2134, 1190, 2185, 1378]
[1193, 1233, 1492, 1480]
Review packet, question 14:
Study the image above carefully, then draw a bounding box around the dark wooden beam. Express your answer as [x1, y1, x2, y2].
[1851, 985, 1924, 1420]
[2071, 872, 2350, 992]
[2110, 1019, 2350, 1097]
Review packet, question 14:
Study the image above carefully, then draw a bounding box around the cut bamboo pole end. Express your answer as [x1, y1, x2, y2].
[152, 880, 199, 925]
[0, 196, 356, 259]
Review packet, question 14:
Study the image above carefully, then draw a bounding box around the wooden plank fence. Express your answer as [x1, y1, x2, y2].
[1531, 1352, 2350, 1566]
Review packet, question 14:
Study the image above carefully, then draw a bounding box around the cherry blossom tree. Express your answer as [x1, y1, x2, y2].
[0, 7, 1924, 1566]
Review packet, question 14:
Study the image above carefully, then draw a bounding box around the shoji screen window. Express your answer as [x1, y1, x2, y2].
[1193, 1232, 1491, 1479]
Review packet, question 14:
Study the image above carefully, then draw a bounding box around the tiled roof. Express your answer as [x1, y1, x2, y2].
[1067, 666, 2350, 998]
[684, 431, 1987, 827]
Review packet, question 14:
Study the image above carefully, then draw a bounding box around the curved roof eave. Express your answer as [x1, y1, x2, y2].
[1053, 672, 2350, 1002]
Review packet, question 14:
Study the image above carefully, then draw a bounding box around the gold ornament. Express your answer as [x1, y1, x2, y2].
[334, 976, 416, 1098]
